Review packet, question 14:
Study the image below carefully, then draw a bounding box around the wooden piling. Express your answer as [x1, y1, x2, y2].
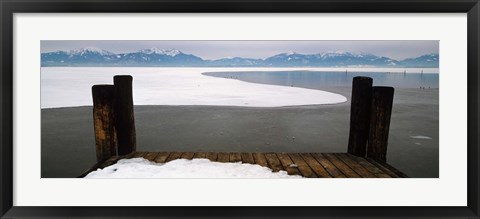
[367, 86, 394, 163]
[92, 85, 117, 162]
[114, 75, 136, 155]
[348, 76, 373, 157]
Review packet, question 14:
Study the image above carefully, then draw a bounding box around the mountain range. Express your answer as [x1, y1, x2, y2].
[41, 47, 439, 68]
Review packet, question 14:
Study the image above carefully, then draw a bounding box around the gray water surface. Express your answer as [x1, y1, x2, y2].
[203, 71, 439, 89]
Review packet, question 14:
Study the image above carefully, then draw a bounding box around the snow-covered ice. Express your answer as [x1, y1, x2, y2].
[84, 158, 302, 178]
[41, 67, 350, 108]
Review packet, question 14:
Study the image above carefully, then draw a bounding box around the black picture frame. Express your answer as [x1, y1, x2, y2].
[1, 0, 479, 218]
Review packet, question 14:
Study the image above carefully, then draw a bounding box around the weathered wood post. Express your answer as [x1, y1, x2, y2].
[348, 76, 373, 157]
[367, 86, 394, 162]
[114, 75, 136, 155]
[92, 85, 117, 162]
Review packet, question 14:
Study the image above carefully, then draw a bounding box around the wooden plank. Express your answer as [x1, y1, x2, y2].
[206, 152, 218, 161]
[366, 158, 407, 178]
[230, 152, 242, 163]
[367, 158, 398, 177]
[98, 156, 121, 169]
[276, 153, 301, 176]
[166, 152, 183, 162]
[123, 152, 136, 159]
[346, 154, 391, 178]
[181, 152, 195, 160]
[300, 153, 332, 178]
[82, 150, 407, 178]
[144, 152, 159, 161]
[264, 153, 284, 172]
[379, 161, 408, 178]
[154, 152, 170, 163]
[322, 153, 361, 178]
[117, 152, 136, 161]
[252, 153, 269, 168]
[132, 151, 147, 158]
[217, 152, 230, 162]
[241, 153, 255, 164]
[335, 153, 377, 178]
[288, 153, 317, 178]
[311, 153, 346, 178]
[194, 152, 207, 159]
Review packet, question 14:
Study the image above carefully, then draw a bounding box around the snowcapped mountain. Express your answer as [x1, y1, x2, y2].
[41, 47, 438, 68]
[263, 51, 400, 67]
[41, 47, 118, 66]
[399, 53, 439, 68]
[137, 48, 181, 56]
[115, 48, 203, 66]
[42, 47, 203, 67]
[68, 47, 115, 56]
[207, 57, 265, 67]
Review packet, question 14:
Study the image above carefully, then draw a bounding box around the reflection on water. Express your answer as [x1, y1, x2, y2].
[203, 71, 439, 89]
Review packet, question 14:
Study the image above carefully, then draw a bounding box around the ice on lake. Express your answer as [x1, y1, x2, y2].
[41, 67, 349, 109]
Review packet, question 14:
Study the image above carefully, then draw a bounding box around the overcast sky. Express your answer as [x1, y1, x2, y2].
[41, 40, 438, 60]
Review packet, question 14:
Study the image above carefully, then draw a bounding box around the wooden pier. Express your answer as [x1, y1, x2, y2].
[81, 75, 408, 178]
[79, 151, 407, 178]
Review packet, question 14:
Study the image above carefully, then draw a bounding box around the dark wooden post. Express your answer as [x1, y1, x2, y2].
[367, 86, 395, 163]
[92, 85, 117, 162]
[114, 75, 136, 155]
[348, 76, 373, 157]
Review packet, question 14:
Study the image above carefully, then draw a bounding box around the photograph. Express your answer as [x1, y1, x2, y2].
[2, 0, 477, 217]
[40, 40, 439, 179]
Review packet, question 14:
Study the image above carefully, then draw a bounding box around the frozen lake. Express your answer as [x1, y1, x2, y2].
[41, 67, 439, 178]
[41, 67, 438, 109]
[41, 67, 351, 109]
